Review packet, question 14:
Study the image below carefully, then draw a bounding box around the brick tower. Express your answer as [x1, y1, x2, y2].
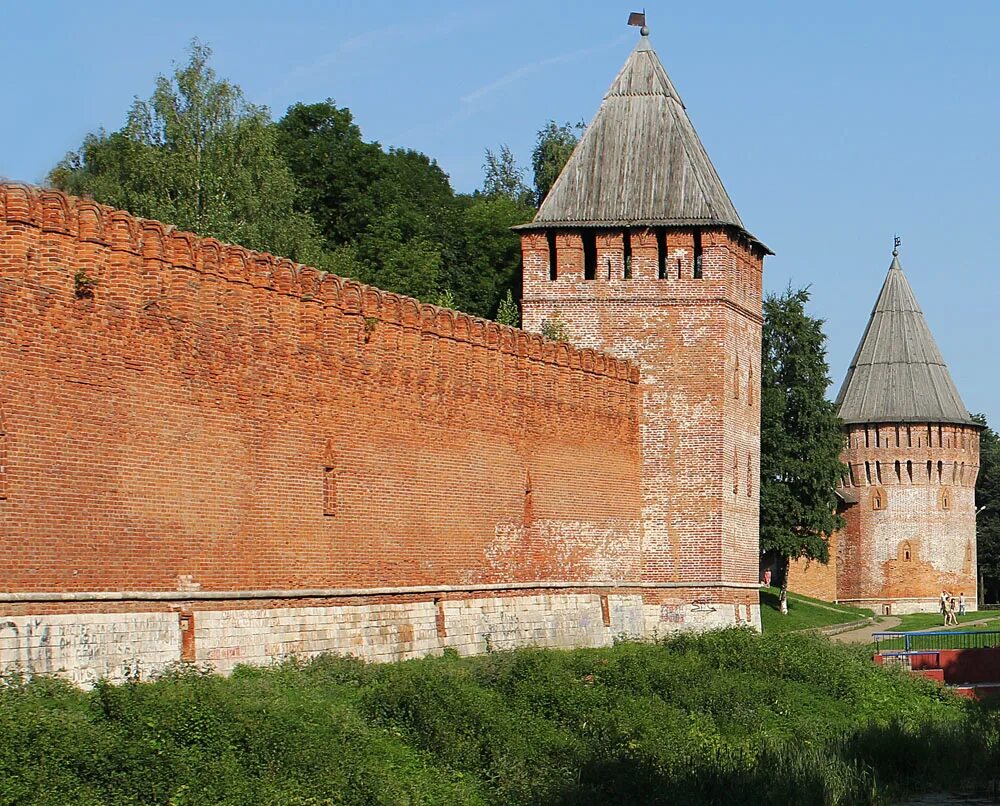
[518, 26, 770, 630]
[829, 245, 980, 614]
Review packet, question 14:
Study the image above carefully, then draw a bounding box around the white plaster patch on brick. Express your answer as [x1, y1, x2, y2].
[0, 612, 179, 687]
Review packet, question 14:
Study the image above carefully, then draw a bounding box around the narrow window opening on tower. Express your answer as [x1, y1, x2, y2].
[895, 425, 901, 448]
[693, 230, 704, 279]
[875, 461, 883, 484]
[900, 541, 912, 562]
[952, 462, 958, 484]
[907, 426, 913, 448]
[937, 461, 944, 483]
[848, 464, 857, 486]
[876, 428, 881, 448]
[895, 461, 901, 483]
[907, 460, 913, 483]
[927, 425, 933, 447]
[623, 230, 632, 279]
[323, 442, 337, 517]
[547, 232, 557, 281]
[864, 429, 870, 448]
[872, 489, 884, 510]
[960, 462, 966, 484]
[942, 490, 951, 510]
[583, 231, 597, 280]
[865, 462, 872, 485]
[656, 229, 667, 279]
[0, 404, 7, 501]
[927, 461, 933, 482]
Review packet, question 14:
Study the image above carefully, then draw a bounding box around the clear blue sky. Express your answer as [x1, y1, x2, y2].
[2, 1, 997, 422]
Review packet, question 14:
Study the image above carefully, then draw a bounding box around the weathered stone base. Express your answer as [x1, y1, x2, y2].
[1, 590, 761, 686]
[838, 597, 979, 617]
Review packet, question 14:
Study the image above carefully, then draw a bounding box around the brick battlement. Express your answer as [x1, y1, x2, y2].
[0, 184, 638, 391]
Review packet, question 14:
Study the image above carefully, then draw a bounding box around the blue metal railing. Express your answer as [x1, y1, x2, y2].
[874, 630, 1000, 654]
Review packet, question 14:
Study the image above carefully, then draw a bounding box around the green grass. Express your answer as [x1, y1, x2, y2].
[760, 587, 874, 634]
[3, 630, 997, 805]
[893, 612, 986, 633]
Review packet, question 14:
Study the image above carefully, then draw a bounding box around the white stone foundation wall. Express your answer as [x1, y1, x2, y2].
[642, 600, 761, 635]
[1, 592, 761, 686]
[0, 612, 180, 687]
[839, 598, 978, 616]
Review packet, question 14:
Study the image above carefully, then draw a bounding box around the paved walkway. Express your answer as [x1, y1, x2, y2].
[830, 616, 899, 644]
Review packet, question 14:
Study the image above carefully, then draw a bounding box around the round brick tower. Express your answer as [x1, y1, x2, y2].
[833, 246, 980, 614]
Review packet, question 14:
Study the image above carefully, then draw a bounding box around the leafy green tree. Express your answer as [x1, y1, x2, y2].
[972, 413, 1000, 603]
[447, 194, 532, 319]
[760, 287, 846, 613]
[275, 100, 385, 250]
[482, 145, 532, 205]
[50, 41, 323, 264]
[496, 289, 520, 328]
[531, 121, 583, 205]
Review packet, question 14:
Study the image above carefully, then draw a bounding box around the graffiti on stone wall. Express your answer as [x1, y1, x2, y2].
[0, 619, 52, 676]
[0, 615, 176, 686]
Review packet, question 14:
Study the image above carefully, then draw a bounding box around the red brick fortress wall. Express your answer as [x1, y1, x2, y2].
[785, 530, 839, 602]
[521, 226, 765, 628]
[0, 184, 651, 683]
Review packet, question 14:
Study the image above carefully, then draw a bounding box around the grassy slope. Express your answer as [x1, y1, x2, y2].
[890, 612, 1000, 633]
[760, 586, 874, 633]
[2, 631, 995, 806]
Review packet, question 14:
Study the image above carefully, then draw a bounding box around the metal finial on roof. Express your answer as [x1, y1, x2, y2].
[893, 235, 901, 257]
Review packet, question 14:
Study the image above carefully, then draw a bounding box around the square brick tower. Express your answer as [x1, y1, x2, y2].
[518, 27, 770, 629]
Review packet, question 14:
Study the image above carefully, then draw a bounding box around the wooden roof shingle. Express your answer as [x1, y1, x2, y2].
[518, 31, 766, 249]
[835, 250, 975, 426]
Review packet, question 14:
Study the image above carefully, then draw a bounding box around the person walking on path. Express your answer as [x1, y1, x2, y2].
[947, 595, 959, 626]
[959, 592, 967, 617]
[941, 590, 951, 626]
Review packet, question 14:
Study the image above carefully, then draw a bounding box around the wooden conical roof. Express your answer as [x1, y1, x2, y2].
[520, 31, 765, 249]
[835, 250, 975, 426]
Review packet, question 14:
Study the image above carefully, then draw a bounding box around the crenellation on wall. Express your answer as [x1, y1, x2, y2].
[0, 184, 637, 388]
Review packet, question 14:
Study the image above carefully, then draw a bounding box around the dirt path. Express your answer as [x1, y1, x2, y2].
[830, 616, 900, 643]
[831, 614, 998, 644]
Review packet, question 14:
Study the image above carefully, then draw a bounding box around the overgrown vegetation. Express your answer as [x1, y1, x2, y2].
[2, 631, 997, 805]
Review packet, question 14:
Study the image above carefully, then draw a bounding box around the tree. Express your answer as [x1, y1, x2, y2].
[496, 289, 520, 328]
[972, 413, 1000, 603]
[531, 121, 583, 205]
[50, 41, 323, 264]
[275, 100, 385, 250]
[760, 287, 846, 614]
[482, 145, 531, 205]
